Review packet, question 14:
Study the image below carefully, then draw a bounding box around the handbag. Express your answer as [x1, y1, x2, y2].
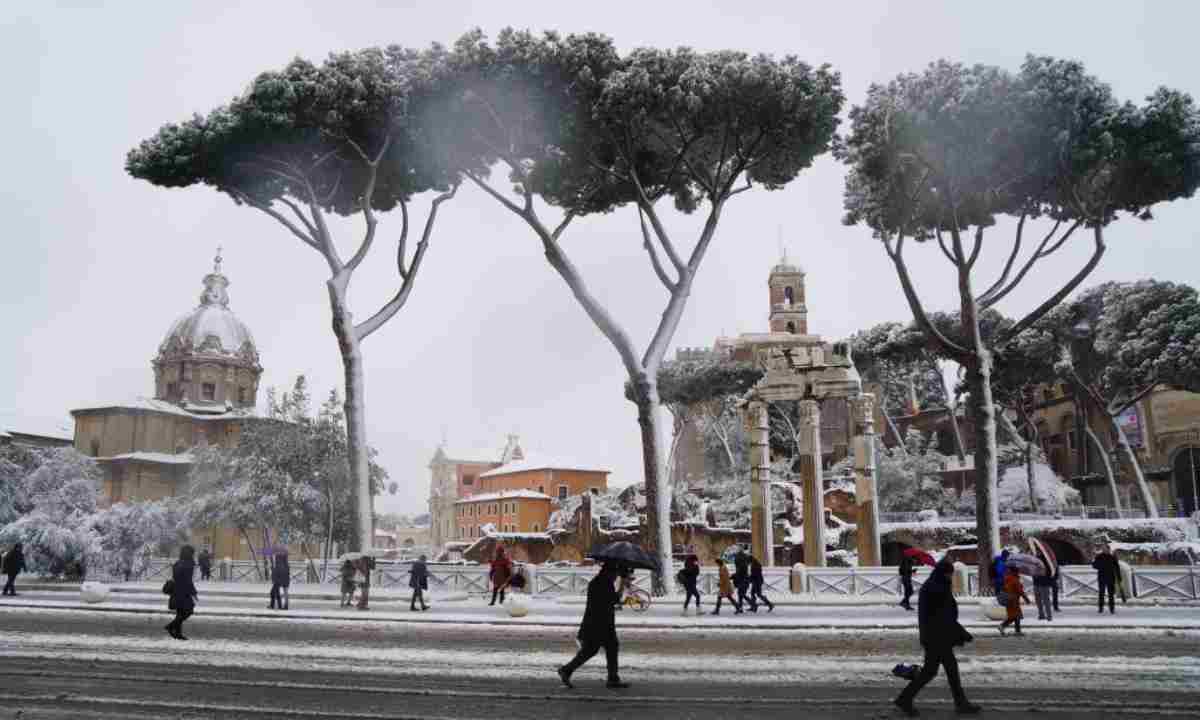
[995, 591, 1010, 606]
[162, 578, 175, 595]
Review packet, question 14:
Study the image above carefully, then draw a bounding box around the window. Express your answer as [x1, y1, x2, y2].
[786, 321, 796, 334]
[90, 439, 100, 457]
[538, 485, 545, 495]
[558, 485, 569, 500]
[590, 487, 600, 496]
[783, 286, 794, 305]
[238, 387, 248, 404]
[532, 523, 540, 532]
[462, 474, 475, 486]
[167, 382, 178, 399]
[202, 382, 216, 401]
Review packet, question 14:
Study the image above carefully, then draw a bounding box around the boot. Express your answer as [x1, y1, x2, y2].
[556, 666, 573, 689]
[956, 701, 982, 714]
[893, 697, 919, 717]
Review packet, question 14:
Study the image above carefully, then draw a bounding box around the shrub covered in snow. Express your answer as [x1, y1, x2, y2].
[0, 448, 101, 578]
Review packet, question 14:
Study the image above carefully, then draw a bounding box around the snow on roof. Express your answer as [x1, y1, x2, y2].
[0, 410, 74, 441]
[97, 452, 194, 465]
[454, 489, 553, 504]
[479, 452, 609, 478]
[71, 396, 255, 421]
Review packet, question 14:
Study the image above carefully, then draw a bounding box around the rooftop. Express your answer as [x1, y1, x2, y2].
[71, 396, 256, 421]
[479, 453, 610, 478]
[454, 489, 554, 504]
[96, 451, 194, 465]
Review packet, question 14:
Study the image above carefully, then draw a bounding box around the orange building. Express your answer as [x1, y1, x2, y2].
[478, 454, 610, 501]
[455, 490, 555, 539]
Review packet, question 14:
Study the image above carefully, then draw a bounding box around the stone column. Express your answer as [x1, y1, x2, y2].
[851, 393, 881, 567]
[748, 400, 773, 567]
[797, 399, 826, 567]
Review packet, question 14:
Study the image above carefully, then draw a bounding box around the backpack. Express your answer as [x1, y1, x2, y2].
[162, 578, 175, 595]
[676, 569, 687, 586]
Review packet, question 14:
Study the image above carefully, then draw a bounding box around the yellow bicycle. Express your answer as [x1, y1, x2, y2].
[621, 587, 651, 612]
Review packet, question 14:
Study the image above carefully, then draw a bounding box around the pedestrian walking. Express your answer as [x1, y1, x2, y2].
[165, 545, 198, 640]
[748, 555, 774, 613]
[557, 561, 628, 690]
[1052, 563, 1062, 612]
[1033, 559, 1054, 621]
[998, 566, 1030, 636]
[489, 546, 513, 606]
[991, 549, 1010, 598]
[410, 554, 430, 611]
[1092, 545, 1120, 614]
[2, 543, 26, 596]
[678, 555, 701, 615]
[893, 557, 980, 716]
[733, 548, 751, 610]
[339, 559, 356, 607]
[898, 553, 916, 611]
[269, 550, 290, 610]
[197, 547, 212, 581]
[711, 558, 742, 615]
[354, 556, 372, 610]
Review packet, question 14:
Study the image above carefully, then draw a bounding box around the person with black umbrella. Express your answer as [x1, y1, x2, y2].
[557, 560, 629, 689]
[893, 557, 981, 716]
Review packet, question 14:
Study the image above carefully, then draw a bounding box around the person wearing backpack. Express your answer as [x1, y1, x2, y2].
[748, 554, 774, 613]
[165, 545, 198, 640]
[898, 553, 916, 611]
[678, 555, 701, 615]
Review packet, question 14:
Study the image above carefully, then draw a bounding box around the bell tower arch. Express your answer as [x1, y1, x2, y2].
[768, 253, 807, 334]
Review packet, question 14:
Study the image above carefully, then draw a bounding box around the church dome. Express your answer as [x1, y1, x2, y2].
[158, 252, 257, 361]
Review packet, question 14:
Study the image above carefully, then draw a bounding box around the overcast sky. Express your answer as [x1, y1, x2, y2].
[3, 1, 1198, 516]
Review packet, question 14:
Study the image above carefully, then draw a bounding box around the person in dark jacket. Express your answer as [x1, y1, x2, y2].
[894, 557, 981, 717]
[2, 543, 26, 596]
[1052, 563, 1062, 612]
[679, 555, 701, 615]
[269, 551, 290, 610]
[165, 545, 198, 640]
[1033, 559, 1055, 621]
[898, 554, 916, 611]
[197, 548, 212, 581]
[489, 546, 513, 606]
[747, 555, 774, 612]
[733, 548, 751, 610]
[410, 554, 430, 611]
[991, 549, 1010, 597]
[1092, 545, 1120, 614]
[558, 561, 627, 689]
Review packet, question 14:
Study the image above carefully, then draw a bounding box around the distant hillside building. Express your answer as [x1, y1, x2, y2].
[428, 435, 609, 554]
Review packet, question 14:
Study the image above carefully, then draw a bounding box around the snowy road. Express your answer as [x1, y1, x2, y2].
[0, 604, 1197, 719]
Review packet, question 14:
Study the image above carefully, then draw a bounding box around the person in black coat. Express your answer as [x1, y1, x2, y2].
[747, 555, 774, 612]
[197, 548, 212, 581]
[733, 548, 751, 610]
[1092, 545, 1120, 614]
[898, 554, 916, 611]
[894, 558, 980, 717]
[557, 561, 628, 689]
[166, 545, 198, 640]
[269, 551, 290, 610]
[3, 543, 26, 596]
[679, 555, 701, 614]
[410, 554, 430, 611]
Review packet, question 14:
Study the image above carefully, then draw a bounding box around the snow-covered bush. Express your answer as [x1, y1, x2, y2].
[91, 500, 188, 580]
[998, 463, 1080, 513]
[0, 448, 102, 578]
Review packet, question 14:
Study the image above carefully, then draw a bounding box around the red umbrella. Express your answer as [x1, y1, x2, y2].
[902, 547, 936, 567]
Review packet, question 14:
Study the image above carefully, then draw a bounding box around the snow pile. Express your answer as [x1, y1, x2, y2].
[997, 461, 1081, 513]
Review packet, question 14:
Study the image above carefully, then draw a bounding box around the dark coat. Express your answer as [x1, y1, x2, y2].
[197, 551, 212, 570]
[169, 560, 197, 612]
[271, 556, 291, 587]
[1092, 552, 1120, 582]
[917, 567, 968, 650]
[680, 563, 699, 588]
[409, 560, 428, 590]
[749, 557, 765, 585]
[577, 571, 619, 643]
[3, 547, 25, 576]
[898, 555, 915, 578]
[733, 553, 750, 588]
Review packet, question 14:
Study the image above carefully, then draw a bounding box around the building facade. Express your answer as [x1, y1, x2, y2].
[70, 252, 265, 559]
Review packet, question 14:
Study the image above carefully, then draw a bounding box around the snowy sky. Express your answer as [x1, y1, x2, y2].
[3, 1, 1199, 516]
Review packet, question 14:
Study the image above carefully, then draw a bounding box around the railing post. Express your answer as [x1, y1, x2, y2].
[790, 563, 807, 594]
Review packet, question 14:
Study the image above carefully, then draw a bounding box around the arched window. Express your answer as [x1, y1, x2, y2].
[786, 321, 796, 334]
[783, 286, 794, 305]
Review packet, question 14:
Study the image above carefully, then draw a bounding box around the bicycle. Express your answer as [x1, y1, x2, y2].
[621, 587, 651, 612]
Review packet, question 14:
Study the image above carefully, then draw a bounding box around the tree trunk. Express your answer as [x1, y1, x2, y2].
[965, 355, 1001, 592]
[634, 378, 673, 596]
[998, 411, 1038, 513]
[1085, 425, 1122, 518]
[946, 400, 968, 465]
[1111, 414, 1159, 518]
[239, 527, 262, 581]
[329, 284, 373, 554]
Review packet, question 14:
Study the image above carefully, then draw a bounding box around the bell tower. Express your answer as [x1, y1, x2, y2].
[768, 252, 807, 334]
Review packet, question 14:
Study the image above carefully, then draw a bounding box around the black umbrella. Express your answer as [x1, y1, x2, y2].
[586, 541, 660, 572]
